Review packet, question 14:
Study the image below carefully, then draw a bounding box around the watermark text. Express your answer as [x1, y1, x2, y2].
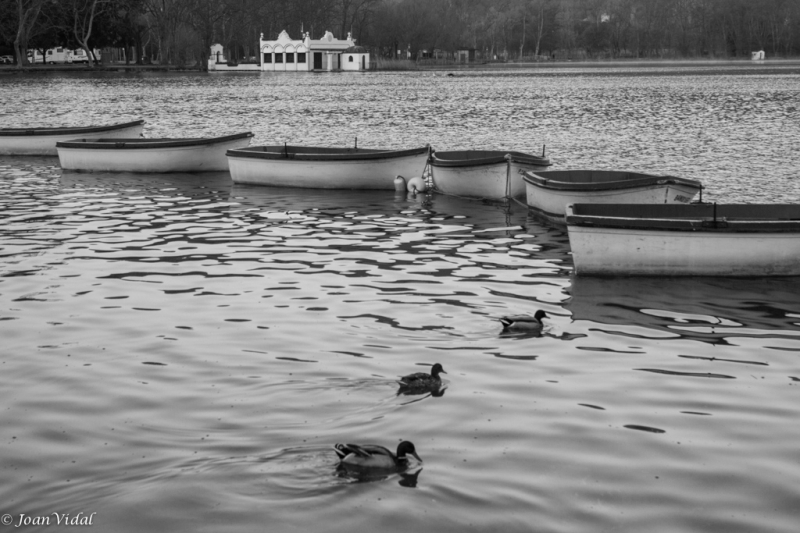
[1, 512, 96, 527]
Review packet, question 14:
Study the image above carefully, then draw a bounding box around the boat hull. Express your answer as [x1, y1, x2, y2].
[430, 151, 551, 199]
[525, 170, 702, 224]
[566, 203, 800, 276]
[0, 120, 145, 156]
[57, 133, 253, 172]
[227, 145, 430, 189]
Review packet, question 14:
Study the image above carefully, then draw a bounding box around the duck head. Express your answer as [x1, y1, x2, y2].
[397, 441, 422, 463]
[431, 363, 447, 378]
[534, 310, 548, 321]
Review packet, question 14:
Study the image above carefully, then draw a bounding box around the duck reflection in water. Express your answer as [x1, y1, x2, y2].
[336, 464, 423, 487]
[397, 383, 447, 398]
[396, 363, 447, 397]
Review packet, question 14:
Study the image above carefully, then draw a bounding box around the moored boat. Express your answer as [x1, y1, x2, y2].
[226, 144, 430, 189]
[0, 120, 145, 156]
[56, 132, 253, 172]
[565, 203, 800, 276]
[524, 170, 703, 224]
[429, 150, 551, 199]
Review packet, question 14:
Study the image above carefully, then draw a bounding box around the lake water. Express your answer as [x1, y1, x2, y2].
[1, 65, 800, 532]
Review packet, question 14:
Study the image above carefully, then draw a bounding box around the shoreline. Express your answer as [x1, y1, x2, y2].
[1, 57, 799, 74]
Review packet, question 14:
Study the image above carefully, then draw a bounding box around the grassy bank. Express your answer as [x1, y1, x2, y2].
[371, 58, 419, 71]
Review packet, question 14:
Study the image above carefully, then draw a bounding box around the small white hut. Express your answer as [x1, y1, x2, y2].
[207, 43, 260, 71]
[210, 43, 224, 63]
[341, 45, 370, 71]
[751, 50, 765, 61]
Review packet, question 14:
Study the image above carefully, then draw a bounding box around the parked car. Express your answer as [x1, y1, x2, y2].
[0, 55, 14, 64]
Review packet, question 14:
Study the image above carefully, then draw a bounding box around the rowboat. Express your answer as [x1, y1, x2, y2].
[524, 170, 703, 224]
[56, 132, 253, 172]
[0, 120, 145, 156]
[429, 150, 551, 199]
[565, 203, 800, 276]
[226, 145, 430, 189]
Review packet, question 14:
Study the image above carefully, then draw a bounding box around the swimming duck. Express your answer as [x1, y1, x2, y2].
[334, 441, 422, 469]
[398, 363, 446, 390]
[499, 310, 548, 331]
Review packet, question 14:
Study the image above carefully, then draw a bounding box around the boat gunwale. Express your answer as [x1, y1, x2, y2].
[226, 144, 429, 162]
[430, 149, 550, 168]
[524, 170, 702, 192]
[56, 132, 253, 150]
[0, 120, 146, 137]
[565, 203, 800, 233]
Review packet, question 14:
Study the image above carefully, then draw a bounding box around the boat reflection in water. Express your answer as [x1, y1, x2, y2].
[59, 169, 234, 198]
[565, 275, 800, 345]
[229, 182, 554, 229]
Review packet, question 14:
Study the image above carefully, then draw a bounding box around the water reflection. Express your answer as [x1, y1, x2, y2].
[60, 170, 233, 196]
[396, 383, 447, 398]
[335, 464, 423, 488]
[4, 70, 800, 533]
[566, 275, 800, 345]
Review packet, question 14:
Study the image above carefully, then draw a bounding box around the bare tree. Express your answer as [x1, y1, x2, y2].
[61, 0, 108, 67]
[11, 0, 48, 67]
[143, 0, 190, 64]
[185, 0, 229, 71]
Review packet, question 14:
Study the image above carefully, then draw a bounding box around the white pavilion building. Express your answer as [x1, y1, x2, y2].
[259, 30, 370, 72]
[208, 30, 370, 72]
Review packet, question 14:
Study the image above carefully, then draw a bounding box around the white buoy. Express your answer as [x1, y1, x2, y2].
[394, 175, 406, 192]
[407, 176, 427, 193]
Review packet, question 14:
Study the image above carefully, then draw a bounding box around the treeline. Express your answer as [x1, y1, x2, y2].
[1, 0, 798, 69]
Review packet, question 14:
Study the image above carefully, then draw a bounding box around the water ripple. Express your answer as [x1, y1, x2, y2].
[2, 68, 800, 533]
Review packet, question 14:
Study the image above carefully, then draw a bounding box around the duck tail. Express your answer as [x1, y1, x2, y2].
[499, 317, 513, 329]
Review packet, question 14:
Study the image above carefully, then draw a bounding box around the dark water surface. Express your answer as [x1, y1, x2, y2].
[1, 67, 800, 532]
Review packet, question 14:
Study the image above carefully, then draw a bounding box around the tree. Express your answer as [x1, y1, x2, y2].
[517, 0, 548, 59]
[142, 0, 190, 64]
[185, 0, 229, 71]
[10, 0, 49, 67]
[94, 0, 149, 64]
[59, 0, 108, 67]
[338, 0, 379, 40]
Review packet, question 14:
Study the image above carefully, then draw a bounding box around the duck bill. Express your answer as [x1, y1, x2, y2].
[411, 451, 423, 463]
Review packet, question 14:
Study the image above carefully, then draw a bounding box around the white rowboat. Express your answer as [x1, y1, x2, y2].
[429, 150, 551, 199]
[566, 203, 800, 276]
[524, 170, 703, 224]
[0, 120, 145, 156]
[226, 145, 430, 189]
[56, 133, 253, 172]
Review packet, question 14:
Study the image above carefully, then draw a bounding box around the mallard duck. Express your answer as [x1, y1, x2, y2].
[334, 441, 422, 469]
[499, 310, 548, 331]
[398, 363, 446, 390]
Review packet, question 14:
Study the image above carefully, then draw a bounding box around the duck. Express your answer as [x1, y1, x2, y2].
[334, 441, 422, 469]
[499, 310, 548, 331]
[398, 363, 446, 390]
